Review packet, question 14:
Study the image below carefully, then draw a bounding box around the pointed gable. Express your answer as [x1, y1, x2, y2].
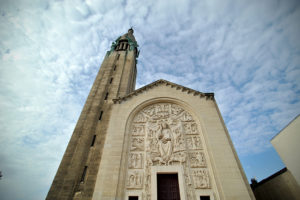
[113, 79, 214, 104]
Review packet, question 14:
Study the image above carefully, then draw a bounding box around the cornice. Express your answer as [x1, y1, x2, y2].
[112, 79, 214, 104]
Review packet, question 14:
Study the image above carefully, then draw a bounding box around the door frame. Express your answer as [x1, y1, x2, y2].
[151, 165, 187, 200]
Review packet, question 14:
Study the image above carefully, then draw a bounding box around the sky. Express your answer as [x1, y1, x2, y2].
[0, 0, 299, 199]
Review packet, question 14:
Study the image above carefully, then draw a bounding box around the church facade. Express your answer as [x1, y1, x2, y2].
[47, 29, 255, 200]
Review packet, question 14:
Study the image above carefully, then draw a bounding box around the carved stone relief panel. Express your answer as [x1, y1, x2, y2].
[133, 113, 148, 123]
[189, 152, 206, 168]
[183, 122, 199, 135]
[125, 103, 214, 200]
[183, 122, 192, 135]
[129, 153, 143, 169]
[171, 104, 184, 115]
[184, 168, 194, 200]
[144, 167, 151, 199]
[130, 137, 144, 151]
[172, 124, 185, 152]
[143, 105, 156, 116]
[132, 124, 145, 136]
[191, 123, 199, 134]
[186, 135, 203, 150]
[192, 169, 210, 189]
[179, 112, 193, 122]
[127, 170, 143, 189]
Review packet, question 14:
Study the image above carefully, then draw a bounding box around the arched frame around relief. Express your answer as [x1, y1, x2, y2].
[115, 97, 222, 200]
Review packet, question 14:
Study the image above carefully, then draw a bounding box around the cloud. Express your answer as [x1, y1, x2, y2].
[0, 0, 299, 199]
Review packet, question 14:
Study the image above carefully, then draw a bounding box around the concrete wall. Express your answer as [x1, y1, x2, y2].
[271, 115, 300, 186]
[252, 168, 300, 200]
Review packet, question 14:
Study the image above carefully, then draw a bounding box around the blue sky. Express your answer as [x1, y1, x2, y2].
[0, 0, 299, 199]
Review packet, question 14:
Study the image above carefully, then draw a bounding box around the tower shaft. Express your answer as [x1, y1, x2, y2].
[46, 29, 138, 200]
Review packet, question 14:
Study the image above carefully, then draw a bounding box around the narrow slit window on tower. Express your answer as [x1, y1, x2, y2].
[116, 54, 120, 60]
[91, 135, 96, 146]
[110, 77, 113, 84]
[99, 111, 103, 120]
[104, 92, 109, 100]
[114, 65, 117, 71]
[80, 166, 87, 182]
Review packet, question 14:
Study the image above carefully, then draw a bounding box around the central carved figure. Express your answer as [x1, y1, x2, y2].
[157, 122, 173, 163]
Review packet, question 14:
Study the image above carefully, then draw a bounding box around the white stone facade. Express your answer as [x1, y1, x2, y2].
[92, 82, 255, 200]
[271, 115, 300, 186]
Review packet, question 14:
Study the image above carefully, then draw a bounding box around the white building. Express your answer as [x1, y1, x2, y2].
[271, 114, 300, 185]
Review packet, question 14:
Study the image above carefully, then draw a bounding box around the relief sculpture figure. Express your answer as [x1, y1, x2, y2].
[190, 152, 206, 168]
[129, 153, 143, 169]
[187, 136, 202, 150]
[131, 137, 144, 151]
[193, 169, 210, 189]
[127, 171, 143, 189]
[168, 151, 186, 165]
[132, 125, 145, 136]
[157, 122, 173, 164]
[172, 125, 185, 151]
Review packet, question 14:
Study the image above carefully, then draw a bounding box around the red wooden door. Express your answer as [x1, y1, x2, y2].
[157, 174, 181, 200]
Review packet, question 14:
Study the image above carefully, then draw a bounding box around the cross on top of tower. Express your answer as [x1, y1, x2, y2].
[128, 27, 134, 34]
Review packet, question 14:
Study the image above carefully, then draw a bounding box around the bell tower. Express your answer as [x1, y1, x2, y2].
[46, 28, 139, 200]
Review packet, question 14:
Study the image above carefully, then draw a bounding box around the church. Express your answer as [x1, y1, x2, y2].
[46, 29, 255, 200]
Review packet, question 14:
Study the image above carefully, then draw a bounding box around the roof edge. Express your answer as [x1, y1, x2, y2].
[270, 114, 300, 141]
[251, 167, 287, 189]
[113, 79, 214, 104]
